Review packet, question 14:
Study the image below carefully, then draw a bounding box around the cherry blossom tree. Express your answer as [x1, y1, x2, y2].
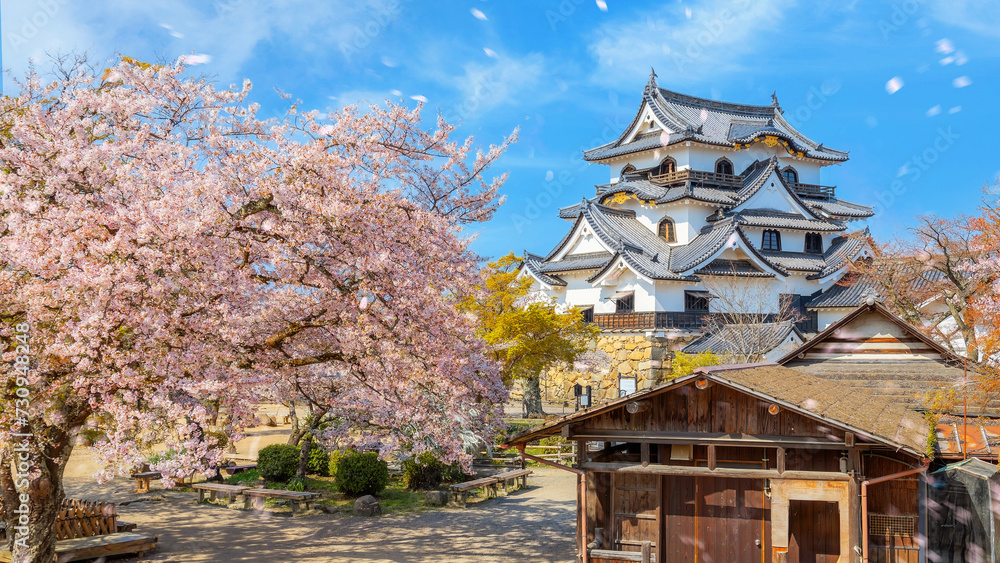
[0, 57, 511, 561]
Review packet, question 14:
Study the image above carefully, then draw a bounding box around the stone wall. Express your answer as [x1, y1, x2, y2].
[536, 333, 679, 405]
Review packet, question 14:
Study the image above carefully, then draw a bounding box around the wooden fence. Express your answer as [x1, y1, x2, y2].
[54, 499, 118, 540]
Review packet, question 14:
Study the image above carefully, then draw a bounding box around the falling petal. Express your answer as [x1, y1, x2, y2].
[935, 38, 955, 54]
[685, 7, 692, 19]
[380, 56, 397, 68]
[953, 76, 972, 88]
[955, 51, 968, 65]
[595, 0, 608, 12]
[948, 106, 962, 114]
[470, 8, 488, 20]
[545, 170, 554, 181]
[483, 47, 498, 58]
[410, 95, 428, 102]
[939, 56, 955, 65]
[390, 89, 402, 97]
[885, 76, 904, 94]
[926, 105, 941, 117]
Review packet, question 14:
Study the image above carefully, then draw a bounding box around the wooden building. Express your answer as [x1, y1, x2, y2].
[508, 302, 999, 562]
[508, 364, 929, 563]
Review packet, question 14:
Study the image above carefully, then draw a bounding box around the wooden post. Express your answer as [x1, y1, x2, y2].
[707, 445, 716, 471]
[641, 540, 651, 563]
[641, 442, 650, 467]
[776, 447, 785, 475]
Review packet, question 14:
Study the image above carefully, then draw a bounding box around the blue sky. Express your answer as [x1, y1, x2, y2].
[3, 0, 999, 261]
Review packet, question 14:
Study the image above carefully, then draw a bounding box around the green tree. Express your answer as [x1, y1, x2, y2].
[671, 351, 725, 378]
[464, 253, 599, 417]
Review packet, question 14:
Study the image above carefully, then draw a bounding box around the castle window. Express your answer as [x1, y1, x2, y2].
[715, 158, 734, 176]
[684, 290, 711, 313]
[620, 164, 636, 180]
[656, 157, 676, 177]
[762, 230, 781, 251]
[782, 167, 798, 184]
[580, 307, 594, 324]
[658, 217, 677, 243]
[611, 291, 635, 313]
[805, 232, 823, 254]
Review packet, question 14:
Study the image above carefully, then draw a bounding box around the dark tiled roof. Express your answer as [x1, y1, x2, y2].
[584, 77, 848, 162]
[668, 219, 739, 272]
[537, 252, 613, 273]
[557, 202, 584, 219]
[805, 276, 882, 309]
[597, 180, 738, 206]
[760, 250, 828, 272]
[730, 209, 844, 232]
[804, 197, 875, 219]
[694, 259, 774, 278]
[506, 364, 928, 457]
[806, 231, 869, 279]
[682, 322, 803, 356]
[522, 253, 566, 286]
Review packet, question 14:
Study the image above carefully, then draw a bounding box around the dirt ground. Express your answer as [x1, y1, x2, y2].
[60, 414, 578, 563]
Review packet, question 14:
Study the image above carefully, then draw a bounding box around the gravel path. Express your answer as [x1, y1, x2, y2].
[63, 466, 578, 562]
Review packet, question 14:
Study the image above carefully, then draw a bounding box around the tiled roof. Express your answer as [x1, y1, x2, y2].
[682, 322, 803, 356]
[729, 209, 844, 232]
[537, 252, 613, 273]
[760, 250, 828, 272]
[522, 253, 566, 286]
[585, 76, 849, 162]
[694, 259, 774, 278]
[804, 197, 875, 219]
[598, 180, 738, 206]
[557, 202, 584, 219]
[806, 230, 869, 279]
[805, 275, 882, 308]
[668, 219, 739, 272]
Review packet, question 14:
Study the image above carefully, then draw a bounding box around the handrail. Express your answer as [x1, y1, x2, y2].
[648, 169, 742, 187]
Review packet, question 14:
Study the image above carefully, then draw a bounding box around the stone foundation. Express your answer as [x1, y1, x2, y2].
[532, 333, 693, 405]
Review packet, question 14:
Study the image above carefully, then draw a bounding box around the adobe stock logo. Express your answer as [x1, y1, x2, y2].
[6, 0, 71, 52]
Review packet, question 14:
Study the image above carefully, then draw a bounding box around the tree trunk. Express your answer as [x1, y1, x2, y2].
[296, 435, 312, 479]
[1, 424, 75, 563]
[522, 376, 546, 418]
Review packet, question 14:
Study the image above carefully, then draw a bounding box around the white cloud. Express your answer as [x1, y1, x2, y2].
[179, 53, 212, 65]
[588, 0, 795, 85]
[1, 0, 404, 92]
[927, 0, 1000, 38]
[885, 76, 904, 94]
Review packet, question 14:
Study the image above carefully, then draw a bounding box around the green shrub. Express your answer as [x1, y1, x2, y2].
[225, 468, 259, 485]
[257, 444, 300, 482]
[335, 452, 388, 496]
[307, 442, 331, 476]
[328, 448, 354, 478]
[287, 476, 306, 492]
[402, 453, 473, 490]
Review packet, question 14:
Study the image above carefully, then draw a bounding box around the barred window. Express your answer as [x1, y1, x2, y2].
[658, 217, 677, 243]
[805, 232, 823, 254]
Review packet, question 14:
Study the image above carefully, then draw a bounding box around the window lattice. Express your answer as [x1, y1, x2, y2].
[868, 514, 916, 538]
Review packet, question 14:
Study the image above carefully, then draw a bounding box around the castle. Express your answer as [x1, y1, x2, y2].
[520, 71, 875, 402]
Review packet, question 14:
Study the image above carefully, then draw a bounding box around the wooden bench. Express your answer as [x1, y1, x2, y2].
[590, 540, 654, 563]
[0, 532, 158, 562]
[242, 489, 322, 515]
[193, 483, 248, 504]
[222, 463, 257, 475]
[130, 471, 193, 493]
[493, 469, 532, 494]
[448, 477, 501, 507]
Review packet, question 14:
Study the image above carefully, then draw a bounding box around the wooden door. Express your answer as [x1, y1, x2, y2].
[611, 473, 661, 556]
[788, 500, 840, 563]
[661, 476, 770, 562]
